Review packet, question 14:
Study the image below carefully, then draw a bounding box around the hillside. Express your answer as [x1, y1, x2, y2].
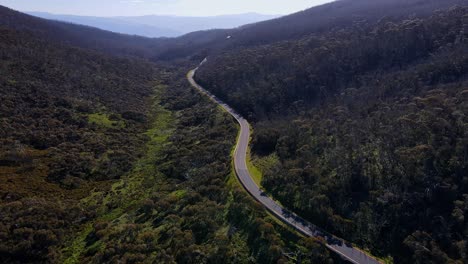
[0, 21, 158, 262]
[0, 5, 163, 59]
[195, 4, 468, 263]
[220, 0, 468, 46]
[152, 0, 468, 60]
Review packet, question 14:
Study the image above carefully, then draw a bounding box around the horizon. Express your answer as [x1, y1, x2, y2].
[26, 10, 281, 19]
[0, 0, 334, 17]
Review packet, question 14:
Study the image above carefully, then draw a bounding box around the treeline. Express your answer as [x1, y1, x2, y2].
[195, 6, 468, 263]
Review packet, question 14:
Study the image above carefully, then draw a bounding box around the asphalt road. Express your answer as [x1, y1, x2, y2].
[187, 61, 383, 264]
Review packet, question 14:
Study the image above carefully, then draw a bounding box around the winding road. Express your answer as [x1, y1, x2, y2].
[187, 60, 383, 264]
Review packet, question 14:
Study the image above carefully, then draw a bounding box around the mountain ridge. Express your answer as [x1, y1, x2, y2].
[27, 11, 182, 37]
[27, 11, 279, 38]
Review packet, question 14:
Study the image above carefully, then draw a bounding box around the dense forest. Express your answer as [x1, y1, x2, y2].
[196, 6, 468, 263]
[0, 21, 156, 262]
[1, 0, 467, 263]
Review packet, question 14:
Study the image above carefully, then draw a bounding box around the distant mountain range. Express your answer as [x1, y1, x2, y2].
[27, 12, 280, 38]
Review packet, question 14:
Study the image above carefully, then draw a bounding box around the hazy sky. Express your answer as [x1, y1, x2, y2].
[0, 0, 334, 17]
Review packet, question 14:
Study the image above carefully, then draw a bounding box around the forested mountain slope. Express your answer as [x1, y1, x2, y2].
[223, 0, 468, 45]
[0, 5, 167, 59]
[0, 21, 158, 262]
[195, 5, 468, 263]
[152, 0, 468, 60]
[196, 6, 468, 119]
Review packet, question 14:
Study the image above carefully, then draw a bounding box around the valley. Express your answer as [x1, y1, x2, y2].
[0, 0, 467, 263]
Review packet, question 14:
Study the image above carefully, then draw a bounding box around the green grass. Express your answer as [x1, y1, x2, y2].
[220, 113, 294, 231]
[215, 105, 262, 187]
[62, 224, 93, 264]
[353, 244, 394, 264]
[98, 85, 174, 208]
[246, 146, 263, 187]
[61, 85, 175, 263]
[88, 113, 125, 128]
[170, 189, 187, 199]
[253, 153, 280, 172]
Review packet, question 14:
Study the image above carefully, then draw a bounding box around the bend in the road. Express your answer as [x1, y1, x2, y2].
[187, 63, 383, 264]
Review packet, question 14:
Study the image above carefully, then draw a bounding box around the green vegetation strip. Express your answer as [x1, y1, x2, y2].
[88, 113, 125, 128]
[61, 85, 174, 263]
